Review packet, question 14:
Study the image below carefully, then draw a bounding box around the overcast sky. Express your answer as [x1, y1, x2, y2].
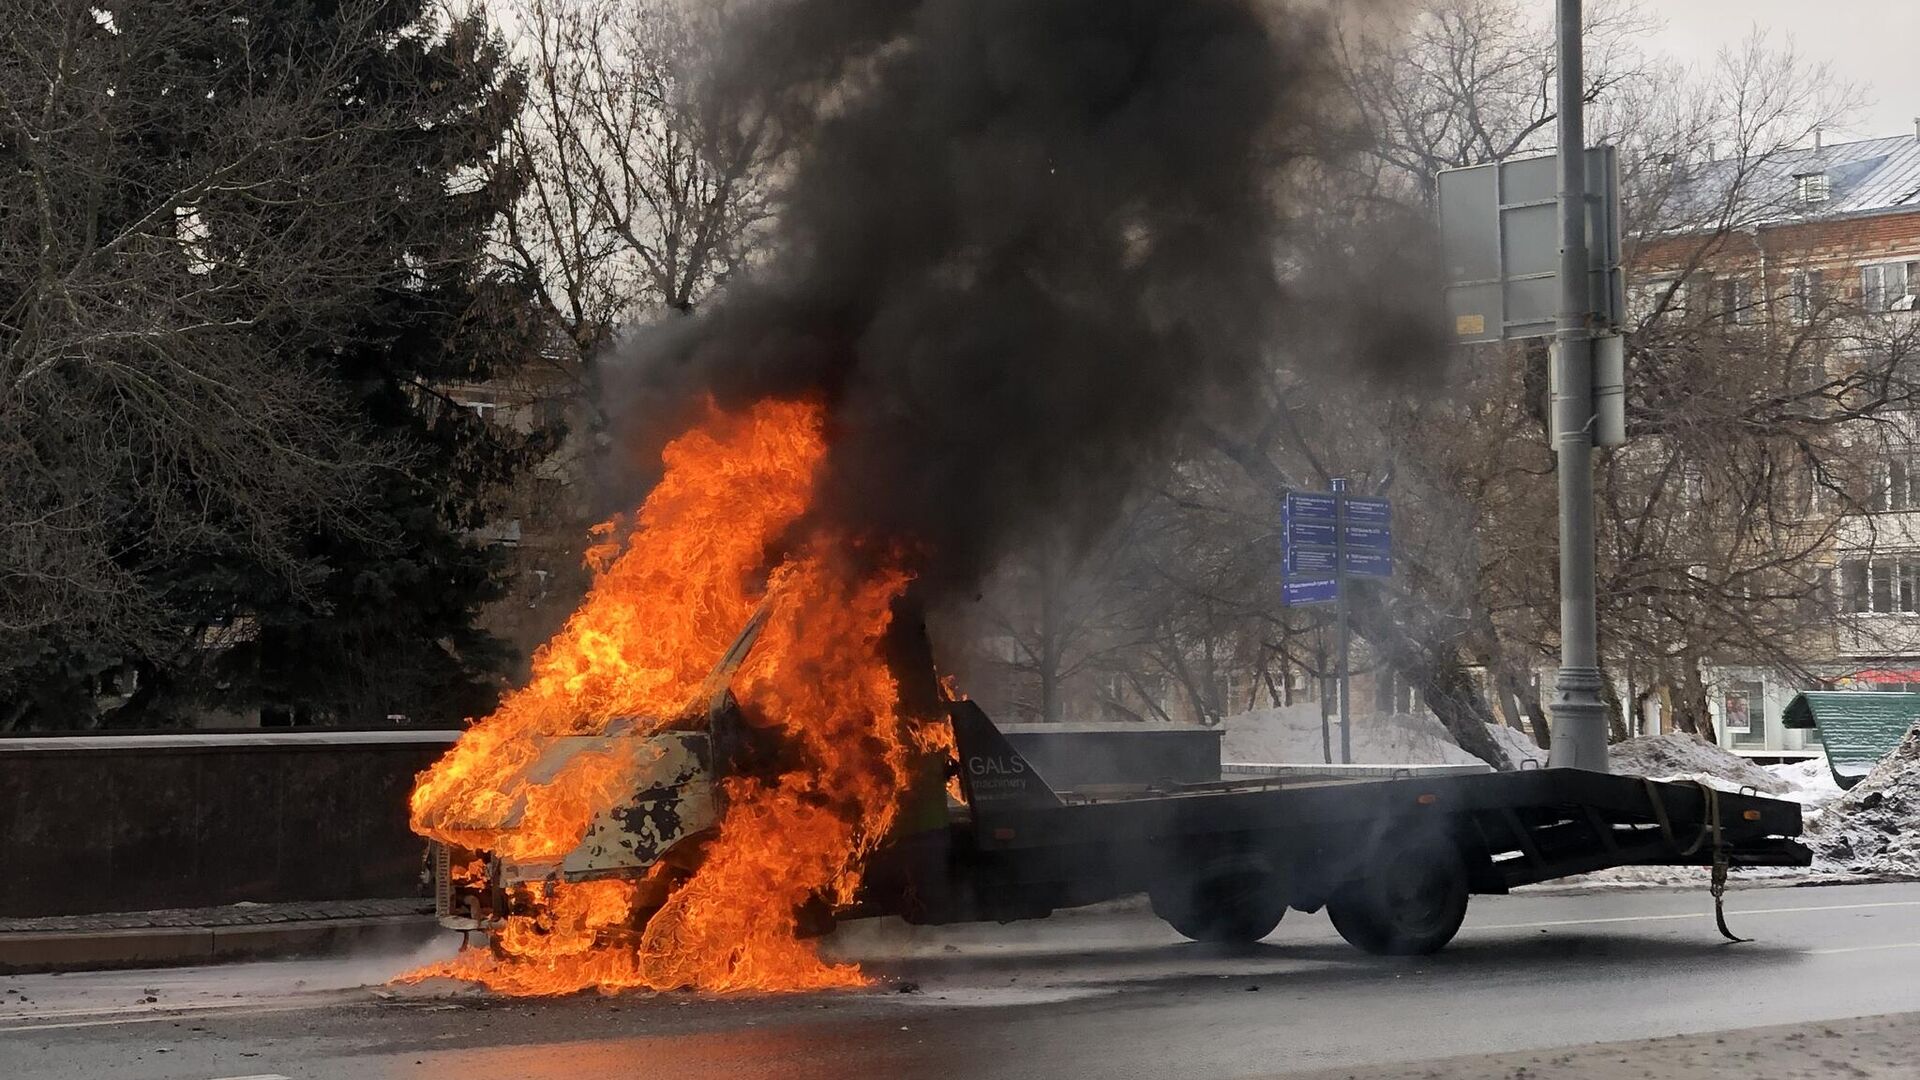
[1653, 1, 1920, 140]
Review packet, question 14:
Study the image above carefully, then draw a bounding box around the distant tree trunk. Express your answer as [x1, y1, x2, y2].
[1415, 662, 1514, 770]
[1524, 685, 1552, 752]
[1671, 662, 1719, 744]
[1346, 588, 1511, 769]
[1625, 663, 1641, 738]
[1487, 658, 1534, 735]
[1602, 673, 1630, 743]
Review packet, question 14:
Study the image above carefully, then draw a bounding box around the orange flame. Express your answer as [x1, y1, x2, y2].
[406, 397, 936, 995]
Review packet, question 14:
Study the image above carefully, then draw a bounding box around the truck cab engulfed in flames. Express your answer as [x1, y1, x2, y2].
[425, 606, 956, 945]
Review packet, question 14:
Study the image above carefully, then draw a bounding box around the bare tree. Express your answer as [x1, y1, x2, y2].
[491, 0, 778, 424]
[1091, 10, 1889, 765]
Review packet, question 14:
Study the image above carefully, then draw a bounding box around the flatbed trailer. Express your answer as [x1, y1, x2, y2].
[839, 700, 1810, 953]
[435, 694, 1811, 958]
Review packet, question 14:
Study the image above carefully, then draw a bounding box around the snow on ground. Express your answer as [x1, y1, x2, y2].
[1483, 722, 1547, 769]
[1765, 757, 1846, 819]
[1804, 721, 1920, 879]
[1607, 733, 1790, 794]
[1222, 705, 1487, 767]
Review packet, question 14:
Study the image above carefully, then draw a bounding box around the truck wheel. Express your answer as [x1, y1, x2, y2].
[1152, 856, 1287, 945]
[1326, 840, 1469, 956]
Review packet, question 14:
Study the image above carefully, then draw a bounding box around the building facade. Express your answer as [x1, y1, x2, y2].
[1640, 132, 1920, 756]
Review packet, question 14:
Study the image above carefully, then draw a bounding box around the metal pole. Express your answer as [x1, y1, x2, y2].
[1333, 478, 1352, 764]
[1548, 0, 1609, 771]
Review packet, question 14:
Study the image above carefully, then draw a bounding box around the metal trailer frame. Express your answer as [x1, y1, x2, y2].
[846, 701, 1809, 952]
[436, 698, 1811, 959]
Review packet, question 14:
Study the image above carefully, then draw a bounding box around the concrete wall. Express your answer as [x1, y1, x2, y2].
[0, 731, 456, 918]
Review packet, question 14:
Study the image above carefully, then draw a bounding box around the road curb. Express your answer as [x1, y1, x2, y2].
[0, 915, 440, 974]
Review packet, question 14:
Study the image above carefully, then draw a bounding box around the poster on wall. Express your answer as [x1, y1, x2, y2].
[1722, 692, 1753, 734]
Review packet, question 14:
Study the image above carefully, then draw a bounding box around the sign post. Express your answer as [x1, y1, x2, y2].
[1433, 5, 1618, 772]
[1282, 482, 1394, 765]
[1544, 0, 1610, 772]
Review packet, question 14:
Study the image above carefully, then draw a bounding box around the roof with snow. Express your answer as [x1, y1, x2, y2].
[1781, 691, 1920, 789]
[1665, 133, 1920, 229]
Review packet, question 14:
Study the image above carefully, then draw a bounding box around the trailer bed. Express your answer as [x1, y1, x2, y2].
[862, 701, 1813, 948]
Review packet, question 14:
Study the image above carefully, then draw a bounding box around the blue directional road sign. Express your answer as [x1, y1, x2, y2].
[1285, 492, 1337, 521]
[1343, 550, 1394, 578]
[1288, 519, 1337, 546]
[1344, 496, 1392, 526]
[1281, 486, 1393, 604]
[1286, 545, 1340, 576]
[1343, 523, 1391, 551]
[1283, 577, 1340, 606]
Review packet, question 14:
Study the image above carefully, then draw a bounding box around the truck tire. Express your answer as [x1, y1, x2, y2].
[1151, 855, 1287, 945]
[1326, 838, 1469, 956]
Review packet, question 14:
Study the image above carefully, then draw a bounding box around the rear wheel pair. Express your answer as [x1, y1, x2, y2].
[1151, 855, 1289, 945]
[1149, 840, 1472, 954]
[1325, 839, 1470, 956]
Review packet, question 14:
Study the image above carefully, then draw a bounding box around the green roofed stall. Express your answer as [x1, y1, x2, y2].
[1781, 691, 1920, 789]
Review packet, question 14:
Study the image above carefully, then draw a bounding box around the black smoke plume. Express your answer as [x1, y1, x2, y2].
[613, 0, 1423, 592]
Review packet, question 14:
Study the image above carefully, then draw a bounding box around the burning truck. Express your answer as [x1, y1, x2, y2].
[421, 580, 1813, 984]
[404, 400, 1811, 996]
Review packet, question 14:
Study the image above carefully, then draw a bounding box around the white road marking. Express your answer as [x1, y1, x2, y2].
[1469, 898, 1920, 932]
[0, 998, 365, 1034]
[1805, 942, 1920, 956]
[206, 1074, 292, 1080]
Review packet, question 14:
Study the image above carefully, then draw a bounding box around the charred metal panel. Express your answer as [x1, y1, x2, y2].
[558, 732, 716, 880]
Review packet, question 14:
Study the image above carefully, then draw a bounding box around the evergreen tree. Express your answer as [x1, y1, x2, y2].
[1, 0, 546, 728]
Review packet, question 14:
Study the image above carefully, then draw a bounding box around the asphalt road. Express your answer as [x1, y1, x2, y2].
[2, 880, 1917, 1080]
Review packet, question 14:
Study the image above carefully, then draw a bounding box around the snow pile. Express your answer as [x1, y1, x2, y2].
[1222, 705, 1486, 766]
[1608, 734, 1790, 795]
[1804, 721, 1920, 878]
[1484, 723, 1548, 769]
[1764, 757, 1846, 819]
[1222, 705, 1547, 769]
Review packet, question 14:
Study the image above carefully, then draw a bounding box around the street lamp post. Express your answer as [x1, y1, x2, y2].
[1548, 0, 1610, 771]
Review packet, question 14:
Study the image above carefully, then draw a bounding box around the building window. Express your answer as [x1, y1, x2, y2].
[1716, 278, 1759, 325]
[1840, 559, 1920, 613]
[1795, 172, 1831, 204]
[1862, 260, 1920, 313]
[1871, 455, 1920, 512]
[1791, 269, 1825, 321]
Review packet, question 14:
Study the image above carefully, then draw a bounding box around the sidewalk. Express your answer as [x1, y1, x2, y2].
[0, 898, 437, 974]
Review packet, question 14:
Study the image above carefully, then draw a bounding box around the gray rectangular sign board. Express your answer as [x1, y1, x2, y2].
[1438, 146, 1625, 344]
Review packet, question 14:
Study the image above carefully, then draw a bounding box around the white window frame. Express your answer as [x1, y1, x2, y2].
[1839, 557, 1920, 614]
[1796, 172, 1832, 204]
[1862, 260, 1920, 313]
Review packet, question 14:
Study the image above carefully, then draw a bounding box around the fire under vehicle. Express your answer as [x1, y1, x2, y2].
[428, 613, 1811, 958]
